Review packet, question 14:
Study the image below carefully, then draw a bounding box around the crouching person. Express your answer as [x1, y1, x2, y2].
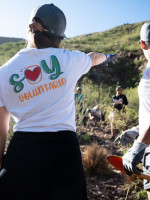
[86, 105, 101, 126]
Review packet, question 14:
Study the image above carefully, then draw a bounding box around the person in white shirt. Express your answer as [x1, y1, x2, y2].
[0, 3, 118, 200]
[86, 105, 101, 125]
[122, 22, 150, 199]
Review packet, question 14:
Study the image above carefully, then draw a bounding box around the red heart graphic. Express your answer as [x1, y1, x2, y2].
[25, 67, 41, 81]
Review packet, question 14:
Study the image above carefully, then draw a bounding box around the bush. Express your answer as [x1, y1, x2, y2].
[7, 117, 15, 143]
[82, 143, 113, 176]
[123, 178, 147, 200]
[75, 82, 139, 134]
[124, 87, 139, 112]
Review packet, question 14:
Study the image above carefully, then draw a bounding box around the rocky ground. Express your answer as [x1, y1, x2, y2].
[78, 125, 144, 200]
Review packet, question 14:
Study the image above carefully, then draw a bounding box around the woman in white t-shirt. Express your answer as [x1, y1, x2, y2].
[0, 4, 118, 200]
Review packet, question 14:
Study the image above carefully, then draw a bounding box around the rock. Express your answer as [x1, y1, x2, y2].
[117, 188, 123, 195]
[106, 178, 115, 184]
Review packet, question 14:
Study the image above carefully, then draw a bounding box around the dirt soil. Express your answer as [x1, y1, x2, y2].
[78, 125, 138, 200]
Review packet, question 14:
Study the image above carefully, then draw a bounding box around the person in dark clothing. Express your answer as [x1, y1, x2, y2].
[109, 86, 128, 138]
[112, 86, 128, 112]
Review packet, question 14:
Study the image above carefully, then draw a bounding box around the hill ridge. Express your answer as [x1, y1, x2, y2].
[0, 20, 148, 88]
[0, 36, 24, 45]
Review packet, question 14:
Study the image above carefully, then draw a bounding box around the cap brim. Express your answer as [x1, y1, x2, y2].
[63, 34, 68, 39]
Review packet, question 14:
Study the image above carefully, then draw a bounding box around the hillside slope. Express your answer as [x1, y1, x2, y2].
[0, 36, 24, 45]
[61, 21, 145, 53]
[61, 21, 147, 88]
[0, 21, 148, 88]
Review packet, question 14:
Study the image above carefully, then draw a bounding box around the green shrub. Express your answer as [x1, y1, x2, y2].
[133, 59, 143, 67]
[75, 81, 138, 133]
[80, 132, 90, 143]
[7, 117, 15, 145]
[124, 87, 139, 112]
[0, 41, 25, 66]
[124, 179, 147, 200]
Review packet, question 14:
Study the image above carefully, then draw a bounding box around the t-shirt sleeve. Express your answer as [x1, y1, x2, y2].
[0, 96, 4, 107]
[70, 50, 92, 80]
[122, 95, 128, 105]
[0, 73, 4, 107]
[112, 95, 115, 102]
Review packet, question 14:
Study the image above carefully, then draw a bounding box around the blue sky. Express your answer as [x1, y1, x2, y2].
[0, 0, 150, 39]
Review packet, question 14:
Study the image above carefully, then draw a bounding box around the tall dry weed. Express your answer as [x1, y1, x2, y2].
[82, 142, 113, 176]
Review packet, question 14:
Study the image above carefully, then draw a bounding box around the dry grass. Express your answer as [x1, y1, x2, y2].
[82, 142, 113, 176]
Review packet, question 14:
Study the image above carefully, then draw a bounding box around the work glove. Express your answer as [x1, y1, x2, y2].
[114, 127, 139, 146]
[122, 140, 148, 176]
[102, 54, 118, 66]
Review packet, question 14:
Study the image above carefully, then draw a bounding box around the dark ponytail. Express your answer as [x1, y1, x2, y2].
[32, 31, 63, 49]
[28, 18, 63, 49]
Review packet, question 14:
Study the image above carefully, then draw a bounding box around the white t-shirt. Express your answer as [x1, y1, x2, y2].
[138, 62, 150, 136]
[0, 47, 91, 132]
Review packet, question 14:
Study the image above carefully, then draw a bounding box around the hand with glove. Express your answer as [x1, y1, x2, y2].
[115, 126, 139, 146]
[122, 140, 148, 176]
[102, 54, 118, 66]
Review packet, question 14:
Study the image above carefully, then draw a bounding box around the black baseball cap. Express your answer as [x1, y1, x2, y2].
[30, 3, 66, 38]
